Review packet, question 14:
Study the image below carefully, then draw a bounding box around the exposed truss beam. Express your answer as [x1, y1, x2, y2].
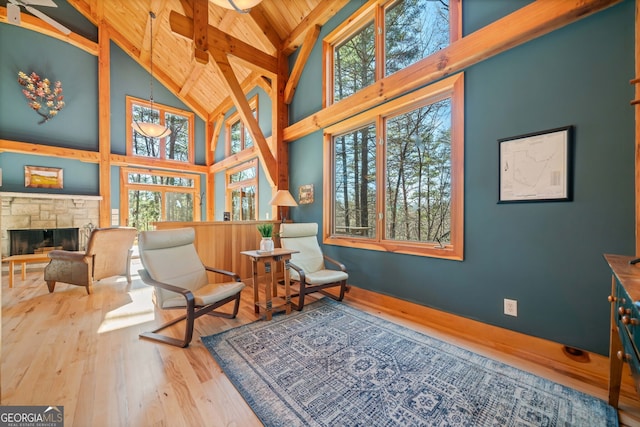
[169, 10, 278, 76]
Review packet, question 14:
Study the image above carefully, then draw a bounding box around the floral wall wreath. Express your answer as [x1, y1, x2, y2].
[17, 71, 65, 124]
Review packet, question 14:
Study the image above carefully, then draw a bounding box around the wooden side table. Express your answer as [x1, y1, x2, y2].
[3, 253, 51, 288]
[241, 248, 298, 320]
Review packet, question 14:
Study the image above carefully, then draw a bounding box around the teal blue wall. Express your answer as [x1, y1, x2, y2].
[0, 24, 98, 148]
[0, 153, 97, 195]
[288, 0, 635, 355]
[0, 15, 207, 219]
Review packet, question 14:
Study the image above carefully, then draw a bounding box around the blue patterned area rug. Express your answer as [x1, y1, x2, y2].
[202, 299, 618, 426]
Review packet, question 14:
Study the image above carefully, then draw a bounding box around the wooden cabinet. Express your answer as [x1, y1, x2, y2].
[605, 254, 640, 407]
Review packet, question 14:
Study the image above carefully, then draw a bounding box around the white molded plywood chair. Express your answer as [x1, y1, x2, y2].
[138, 227, 245, 347]
[279, 222, 348, 310]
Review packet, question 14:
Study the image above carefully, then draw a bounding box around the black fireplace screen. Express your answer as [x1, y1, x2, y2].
[9, 228, 79, 255]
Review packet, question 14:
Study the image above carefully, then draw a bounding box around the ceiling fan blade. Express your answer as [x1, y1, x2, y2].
[7, 3, 21, 25]
[21, 0, 58, 8]
[24, 5, 70, 35]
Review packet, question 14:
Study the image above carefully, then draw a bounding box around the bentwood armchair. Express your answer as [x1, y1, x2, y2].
[279, 223, 348, 310]
[138, 227, 245, 348]
[44, 227, 137, 295]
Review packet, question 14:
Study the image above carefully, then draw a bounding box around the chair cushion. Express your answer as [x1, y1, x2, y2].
[86, 227, 137, 281]
[290, 269, 348, 285]
[280, 223, 325, 274]
[139, 228, 209, 305]
[279, 223, 318, 238]
[159, 281, 245, 308]
[139, 227, 194, 250]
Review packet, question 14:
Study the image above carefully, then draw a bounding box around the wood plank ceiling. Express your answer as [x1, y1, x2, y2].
[42, 0, 344, 121]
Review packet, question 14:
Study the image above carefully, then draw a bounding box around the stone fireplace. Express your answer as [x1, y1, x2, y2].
[1, 192, 102, 257]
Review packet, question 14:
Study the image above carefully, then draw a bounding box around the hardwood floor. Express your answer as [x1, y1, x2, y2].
[2, 260, 640, 426]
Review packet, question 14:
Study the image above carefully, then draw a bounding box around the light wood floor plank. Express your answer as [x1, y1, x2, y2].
[2, 260, 639, 426]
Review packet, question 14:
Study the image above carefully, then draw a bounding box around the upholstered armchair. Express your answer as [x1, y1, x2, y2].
[279, 222, 349, 310]
[44, 227, 137, 295]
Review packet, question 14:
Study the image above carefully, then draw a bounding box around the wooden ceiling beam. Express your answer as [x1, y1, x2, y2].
[169, 10, 278, 76]
[284, 0, 623, 142]
[0, 139, 100, 162]
[208, 72, 271, 120]
[179, 62, 206, 97]
[246, 3, 282, 52]
[281, 0, 350, 55]
[211, 49, 277, 186]
[65, 0, 98, 25]
[193, 0, 209, 64]
[106, 21, 209, 120]
[284, 24, 320, 104]
[179, 0, 194, 18]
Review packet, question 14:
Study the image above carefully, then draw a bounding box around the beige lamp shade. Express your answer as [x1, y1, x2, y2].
[269, 190, 298, 207]
[269, 189, 297, 222]
[209, 0, 262, 12]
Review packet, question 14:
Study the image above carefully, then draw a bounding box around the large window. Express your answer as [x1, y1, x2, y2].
[226, 160, 258, 221]
[121, 168, 200, 231]
[226, 96, 258, 156]
[126, 96, 195, 163]
[326, 0, 454, 105]
[324, 74, 463, 260]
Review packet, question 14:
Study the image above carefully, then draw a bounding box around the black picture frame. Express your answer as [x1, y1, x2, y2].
[498, 125, 573, 203]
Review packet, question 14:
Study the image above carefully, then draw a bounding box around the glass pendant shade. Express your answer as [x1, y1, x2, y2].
[132, 121, 172, 138]
[209, 0, 262, 12]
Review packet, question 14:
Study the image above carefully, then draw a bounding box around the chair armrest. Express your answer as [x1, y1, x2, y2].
[323, 255, 347, 272]
[48, 250, 90, 263]
[288, 262, 307, 283]
[138, 269, 194, 297]
[204, 265, 242, 282]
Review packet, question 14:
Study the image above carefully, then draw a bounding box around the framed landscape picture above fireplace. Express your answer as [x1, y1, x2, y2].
[25, 166, 63, 189]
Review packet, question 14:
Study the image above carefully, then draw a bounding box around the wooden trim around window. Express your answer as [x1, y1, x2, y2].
[323, 73, 464, 260]
[125, 96, 195, 164]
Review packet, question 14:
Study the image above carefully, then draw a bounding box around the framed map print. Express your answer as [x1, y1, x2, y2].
[498, 126, 573, 203]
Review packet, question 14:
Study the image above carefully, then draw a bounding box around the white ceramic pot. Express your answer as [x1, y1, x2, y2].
[260, 237, 274, 252]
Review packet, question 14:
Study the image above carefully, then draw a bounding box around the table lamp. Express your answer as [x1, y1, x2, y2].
[269, 189, 298, 222]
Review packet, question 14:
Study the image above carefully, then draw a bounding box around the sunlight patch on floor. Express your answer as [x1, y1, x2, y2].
[97, 285, 155, 334]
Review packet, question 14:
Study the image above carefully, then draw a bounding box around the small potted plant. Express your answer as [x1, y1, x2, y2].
[257, 223, 274, 252]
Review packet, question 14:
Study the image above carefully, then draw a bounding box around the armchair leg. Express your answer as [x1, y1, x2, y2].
[46, 280, 56, 293]
[125, 249, 133, 284]
[140, 312, 192, 348]
[293, 288, 307, 311]
[139, 293, 241, 348]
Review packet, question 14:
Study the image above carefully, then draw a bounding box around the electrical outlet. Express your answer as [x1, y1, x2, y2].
[504, 298, 517, 317]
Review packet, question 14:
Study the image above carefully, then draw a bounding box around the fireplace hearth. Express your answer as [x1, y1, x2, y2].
[1, 192, 101, 257]
[9, 228, 79, 255]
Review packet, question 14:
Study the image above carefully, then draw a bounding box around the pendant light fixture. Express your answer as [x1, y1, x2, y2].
[132, 11, 171, 139]
[209, 0, 262, 13]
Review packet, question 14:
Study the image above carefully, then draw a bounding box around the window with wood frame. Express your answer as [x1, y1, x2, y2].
[226, 159, 258, 221]
[324, 74, 463, 260]
[126, 96, 195, 163]
[121, 168, 201, 231]
[226, 96, 258, 156]
[324, 0, 455, 106]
